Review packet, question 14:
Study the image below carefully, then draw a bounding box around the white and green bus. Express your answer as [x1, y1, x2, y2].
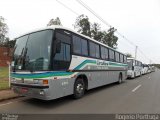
[11, 25, 128, 100]
[127, 58, 143, 78]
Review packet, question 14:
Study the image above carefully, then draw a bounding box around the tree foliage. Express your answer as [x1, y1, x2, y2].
[126, 53, 132, 58]
[152, 64, 160, 69]
[47, 17, 62, 26]
[101, 27, 118, 48]
[8, 40, 16, 48]
[74, 14, 118, 48]
[74, 14, 91, 37]
[91, 23, 103, 42]
[0, 39, 16, 48]
[0, 16, 9, 45]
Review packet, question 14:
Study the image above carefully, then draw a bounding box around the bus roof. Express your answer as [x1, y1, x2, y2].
[127, 57, 142, 63]
[15, 25, 126, 56]
[127, 57, 135, 60]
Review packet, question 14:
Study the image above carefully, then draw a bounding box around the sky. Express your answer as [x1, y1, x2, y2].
[0, 0, 160, 64]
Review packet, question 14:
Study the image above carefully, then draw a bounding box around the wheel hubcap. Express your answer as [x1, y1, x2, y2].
[76, 83, 84, 94]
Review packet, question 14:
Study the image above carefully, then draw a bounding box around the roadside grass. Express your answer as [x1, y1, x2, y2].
[0, 80, 9, 90]
[0, 67, 9, 90]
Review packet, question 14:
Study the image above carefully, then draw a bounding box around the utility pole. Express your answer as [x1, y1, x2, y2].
[135, 46, 138, 60]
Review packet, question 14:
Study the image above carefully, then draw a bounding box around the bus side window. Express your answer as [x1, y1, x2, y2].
[105, 48, 109, 60]
[124, 56, 127, 63]
[89, 42, 96, 57]
[73, 35, 81, 54]
[81, 38, 88, 56]
[109, 49, 115, 61]
[54, 43, 70, 61]
[115, 52, 120, 62]
[72, 35, 88, 56]
[95, 44, 100, 58]
[120, 54, 124, 63]
[101, 46, 105, 59]
[89, 42, 100, 58]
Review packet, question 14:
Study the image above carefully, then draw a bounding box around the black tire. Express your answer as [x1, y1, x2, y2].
[73, 78, 85, 99]
[118, 74, 122, 84]
[134, 72, 136, 78]
[132, 72, 135, 79]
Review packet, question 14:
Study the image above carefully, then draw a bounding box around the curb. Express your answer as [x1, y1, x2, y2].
[0, 95, 23, 102]
[0, 89, 24, 102]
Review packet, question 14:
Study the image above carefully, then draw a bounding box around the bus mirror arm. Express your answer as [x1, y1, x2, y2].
[132, 66, 134, 70]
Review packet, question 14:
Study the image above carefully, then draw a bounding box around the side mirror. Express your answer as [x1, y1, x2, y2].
[132, 66, 134, 70]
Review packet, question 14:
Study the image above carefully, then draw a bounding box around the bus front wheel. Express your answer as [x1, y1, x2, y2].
[73, 78, 85, 99]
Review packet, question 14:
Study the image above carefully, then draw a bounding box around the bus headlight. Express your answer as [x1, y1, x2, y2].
[11, 78, 16, 83]
[33, 79, 49, 85]
[34, 80, 39, 84]
[39, 90, 45, 95]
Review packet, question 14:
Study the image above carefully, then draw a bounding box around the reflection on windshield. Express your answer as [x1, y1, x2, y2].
[13, 35, 29, 70]
[13, 30, 53, 71]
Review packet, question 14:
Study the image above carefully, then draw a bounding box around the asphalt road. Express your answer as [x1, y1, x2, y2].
[0, 69, 160, 114]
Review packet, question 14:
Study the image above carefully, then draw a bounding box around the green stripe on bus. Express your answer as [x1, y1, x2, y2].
[11, 60, 127, 79]
[74, 60, 96, 70]
[11, 72, 73, 79]
[109, 62, 128, 67]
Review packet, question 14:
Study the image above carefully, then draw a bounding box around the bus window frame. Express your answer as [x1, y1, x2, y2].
[51, 29, 72, 71]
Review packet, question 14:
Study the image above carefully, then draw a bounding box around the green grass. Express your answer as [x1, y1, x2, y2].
[0, 67, 10, 90]
[0, 67, 9, 78]
[0, 80, 9, 90]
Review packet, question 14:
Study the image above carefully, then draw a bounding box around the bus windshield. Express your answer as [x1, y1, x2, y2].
[13, 30, 53, 71]
[127, 60, 133, 70]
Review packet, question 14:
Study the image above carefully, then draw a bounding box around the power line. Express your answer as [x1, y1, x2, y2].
[76, 0, 112, 28]
[76, 0, 136, 47]
[76, 0, 154, 63]
[56, 0, 79, 16]
[56, 0, 155, 63]
[138, 48, 154, 63]
[115, 31, 137, 47]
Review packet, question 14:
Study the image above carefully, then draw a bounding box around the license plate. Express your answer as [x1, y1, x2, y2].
[20, 88, 28, 93]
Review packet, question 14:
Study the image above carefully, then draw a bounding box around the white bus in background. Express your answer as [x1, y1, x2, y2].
[147, 65, 152, 73]
[142, 64, 149, 75]
[148, 65, 156, 73]
[151, 66, 155, 72]
[127, 58, 143, 78]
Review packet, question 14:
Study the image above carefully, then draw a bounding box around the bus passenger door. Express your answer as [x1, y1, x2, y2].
[53, 31, 71, 71]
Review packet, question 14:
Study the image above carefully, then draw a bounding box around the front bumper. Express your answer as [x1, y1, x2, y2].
[127, 70, 133, 78]
[11, 83, 51, 100]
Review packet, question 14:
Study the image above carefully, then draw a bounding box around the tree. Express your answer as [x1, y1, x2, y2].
[74, 14, 91, 37]
[101, 27, 118, 48]
[74, 14, 118, 48]
[0, 16, 8, 45]
[8, 40, 16, 48]
[47, 17, 62, 26]
[152, 64, 160, 69]
[91, 23, 103, 42]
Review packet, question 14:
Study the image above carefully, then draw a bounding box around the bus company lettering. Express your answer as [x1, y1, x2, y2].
[97, 60, 109, 66]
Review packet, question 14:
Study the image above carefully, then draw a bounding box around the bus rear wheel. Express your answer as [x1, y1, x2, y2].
[73, 78, 85, 99]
